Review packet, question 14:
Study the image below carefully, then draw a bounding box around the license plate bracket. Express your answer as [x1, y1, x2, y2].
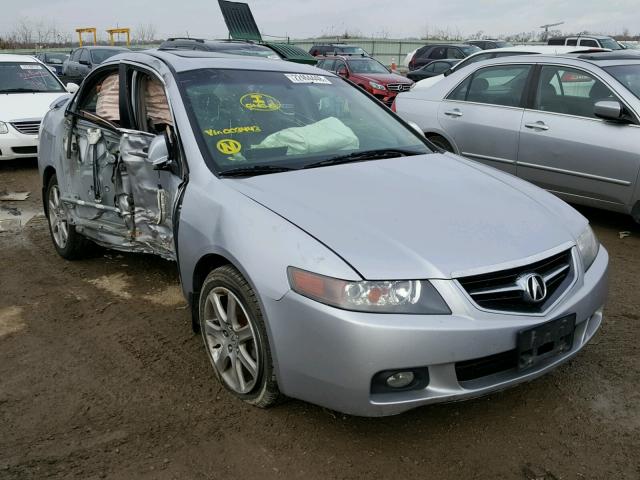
[517, 314, 576, 371]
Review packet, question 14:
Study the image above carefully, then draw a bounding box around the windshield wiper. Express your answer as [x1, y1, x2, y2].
[218, 165, 298, 178]
[303, 148, 423, 170]
[0, 88, 41, 93]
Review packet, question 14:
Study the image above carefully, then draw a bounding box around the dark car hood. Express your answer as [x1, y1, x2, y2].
[226, 154, 584, 280]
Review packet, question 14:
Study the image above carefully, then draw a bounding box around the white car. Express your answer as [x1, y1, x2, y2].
[410, 45, 609, 91]
[0, 54, 78, 161]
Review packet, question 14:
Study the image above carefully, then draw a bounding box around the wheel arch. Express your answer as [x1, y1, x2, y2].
[424, 131, 459, 154]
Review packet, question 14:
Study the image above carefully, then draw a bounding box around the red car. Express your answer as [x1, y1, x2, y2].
[316, 55, 413, 106]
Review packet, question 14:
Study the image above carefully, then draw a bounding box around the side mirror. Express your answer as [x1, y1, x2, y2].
[147, 134, 171, 170]
[337, 67, 349, 78]
[594, 100, 625, 122]
[407, 121, 425, 137]
[66, 83, 79, 94]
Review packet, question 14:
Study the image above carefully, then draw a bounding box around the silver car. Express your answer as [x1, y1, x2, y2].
[38, 50, 608, 416]
[395, 52, 640, 222]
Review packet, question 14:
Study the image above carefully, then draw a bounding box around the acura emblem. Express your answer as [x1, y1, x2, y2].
[518, 273, 547, 304]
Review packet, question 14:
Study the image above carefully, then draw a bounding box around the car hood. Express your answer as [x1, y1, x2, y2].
[227, 154, 584, 280]
[0, 92, 67, 121]
[413, 74, 445, 90]
[357, 73, 412, 84]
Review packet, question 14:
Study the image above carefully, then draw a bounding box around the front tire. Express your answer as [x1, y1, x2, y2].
[45, 174, 90, 259]
[199, 265, 280, 408]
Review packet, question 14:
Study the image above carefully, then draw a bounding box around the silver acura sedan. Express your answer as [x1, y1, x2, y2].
[394, 51, 640, 222]
[38, 50, 608, 416]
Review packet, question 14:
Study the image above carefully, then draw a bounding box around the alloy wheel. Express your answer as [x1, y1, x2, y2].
[203, 287, 260, 394]
[48, 184, 68, 249]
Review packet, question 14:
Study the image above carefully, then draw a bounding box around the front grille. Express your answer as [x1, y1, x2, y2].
[455, 349, 517, 382]
[10, 120, 41, 135]
[386, 83, 411, 92]
[11, 146, 38, 155]
[457, 249, 574, 314]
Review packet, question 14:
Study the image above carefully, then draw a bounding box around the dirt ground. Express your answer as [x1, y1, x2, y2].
[1, 158, 639, 480]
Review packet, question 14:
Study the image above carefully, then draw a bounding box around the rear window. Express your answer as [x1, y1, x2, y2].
[336, 46, 366, 55]
[90, 49, 125, 64]
[0, 62, 64, 93]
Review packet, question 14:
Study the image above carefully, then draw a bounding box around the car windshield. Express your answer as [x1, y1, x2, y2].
[0, 62, 64, 93]
[346, 58, 389, 74]
[179, 69, 430, 174]
[605, 64, 640, 99]
[600, 38, 622, 50]
[90, 49, 125, 64]
[337, 46, 366, 55]
[45, 53, 68, 64]
[461, 45, 482, 56]
[494, 41, 512, 48]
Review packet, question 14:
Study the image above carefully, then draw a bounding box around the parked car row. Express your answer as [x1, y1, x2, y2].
[410, 45, 611, 90]
[394, 50, 640, 222]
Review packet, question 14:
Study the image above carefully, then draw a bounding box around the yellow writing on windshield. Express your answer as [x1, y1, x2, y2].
[240, 93, 281, 112]
[204, 125, 262, 136]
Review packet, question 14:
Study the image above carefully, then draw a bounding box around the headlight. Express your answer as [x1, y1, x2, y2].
[0, 121, 8, 134]
[369, 81, 386, 91]
[288, 267, 451, 314]
[576, 225, 599, 271]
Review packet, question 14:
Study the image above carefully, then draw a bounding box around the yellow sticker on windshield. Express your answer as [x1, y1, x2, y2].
[240, 93, 281, 112]
[204, 125, 262, 136]
[217, 139, 242, 155]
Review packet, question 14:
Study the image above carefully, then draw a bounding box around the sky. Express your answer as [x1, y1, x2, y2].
[0, 0, 638, 40]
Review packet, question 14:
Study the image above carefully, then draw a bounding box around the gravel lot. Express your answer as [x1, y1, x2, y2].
[1, 158, 639, 480]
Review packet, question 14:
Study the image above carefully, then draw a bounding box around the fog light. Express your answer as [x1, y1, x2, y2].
[386, 371, 415, 389]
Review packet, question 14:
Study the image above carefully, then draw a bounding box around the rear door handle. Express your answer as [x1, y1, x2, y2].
[524, 122, 549, 131]
[444, 109, 463, 117]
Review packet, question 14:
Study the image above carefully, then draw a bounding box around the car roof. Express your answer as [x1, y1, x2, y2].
[0, 54, 40, 63]
[464, 51, 640, 69]
[74, 46, 129, 50]
[161, 38, 265, 46]
[313, 43, 360, 47]
[105, 49, 327, 74]
[423, 43, 474, 47]
[472, 45, 608, 55]
[320, 54, 371, 60]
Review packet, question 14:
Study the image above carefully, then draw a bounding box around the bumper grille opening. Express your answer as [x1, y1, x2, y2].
[11, 146, 38, 155]
[457, 249, 574, 313]
[455, 349, 518, 382]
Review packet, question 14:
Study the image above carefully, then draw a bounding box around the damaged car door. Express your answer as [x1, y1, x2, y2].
[62, 64, 183, 259]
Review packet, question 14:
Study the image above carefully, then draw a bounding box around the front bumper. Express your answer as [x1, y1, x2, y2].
[263, 246, 608, 416]
[0, 125, 38, 160]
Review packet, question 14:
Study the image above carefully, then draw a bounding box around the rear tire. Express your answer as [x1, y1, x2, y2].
[199, 265, 281, 408]
[427, 134, 454, 153]
[45, 174, 91, 260]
